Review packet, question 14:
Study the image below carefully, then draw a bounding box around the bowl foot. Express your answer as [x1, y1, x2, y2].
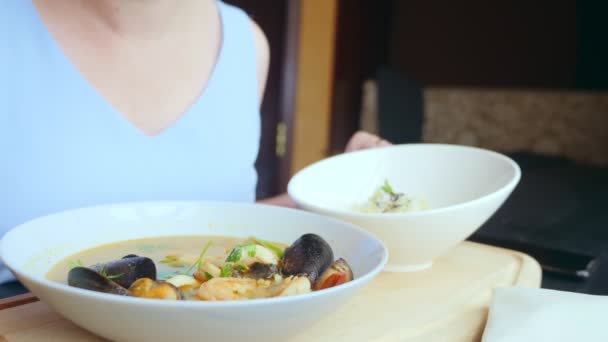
[383, 262, 433, 272]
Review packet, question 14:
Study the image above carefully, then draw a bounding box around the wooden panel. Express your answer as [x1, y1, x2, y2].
[277, 0, 301, 189]
[291, 0, 338, 173]
[0, 293, 37, 311]
[389, 0, 578, 87]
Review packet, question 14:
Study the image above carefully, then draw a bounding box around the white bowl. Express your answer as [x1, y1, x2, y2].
[0, 201, 387, 342]
[288, 143, 520, 272]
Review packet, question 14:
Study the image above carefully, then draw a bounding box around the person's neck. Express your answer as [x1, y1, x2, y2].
[76, 0, 216, 38]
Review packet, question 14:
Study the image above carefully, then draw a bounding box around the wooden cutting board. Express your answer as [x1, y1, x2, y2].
[0, 241, 541, 342]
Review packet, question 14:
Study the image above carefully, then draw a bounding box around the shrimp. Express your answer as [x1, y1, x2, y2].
[198, 278, 271, 301]
[198, 275, 312, 301]
[273, 276, 311, 297]
[193, 261, 222, 282]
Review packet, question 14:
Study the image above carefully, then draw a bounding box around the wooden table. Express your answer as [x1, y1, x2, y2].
[0, 242, 541, 342]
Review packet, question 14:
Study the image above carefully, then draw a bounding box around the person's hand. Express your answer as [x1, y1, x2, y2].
[258, 131, 390, 208]
[345, 131, 391, 152]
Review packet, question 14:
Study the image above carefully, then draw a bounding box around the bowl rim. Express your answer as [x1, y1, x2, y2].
[287, 143, 521, 219]
[0, 200, 389, 308]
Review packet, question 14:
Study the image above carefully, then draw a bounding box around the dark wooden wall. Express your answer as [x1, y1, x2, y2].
[389, 0, 577, 87]
[330, 0, 607, 151]
[329, 0, 392, 154]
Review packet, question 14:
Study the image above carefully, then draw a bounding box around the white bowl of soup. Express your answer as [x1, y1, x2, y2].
[288, 143, 520, 272]
[0, 201, 387, 342]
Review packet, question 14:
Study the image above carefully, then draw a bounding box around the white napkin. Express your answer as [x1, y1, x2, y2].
[482, 287, 608, 342]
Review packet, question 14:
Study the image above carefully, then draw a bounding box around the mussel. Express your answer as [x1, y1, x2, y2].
[246, 262, 278, 279]
[68, 254, 159, 297]
[90, 254, 156, 289]
[68, 267, 132, 296]
[281, 234, 334, 283]
[129, 278, 183, 300]
[314, 258, 354, 290]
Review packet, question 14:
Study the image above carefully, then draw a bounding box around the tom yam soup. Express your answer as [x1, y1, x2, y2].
[47, 234, 353, 301]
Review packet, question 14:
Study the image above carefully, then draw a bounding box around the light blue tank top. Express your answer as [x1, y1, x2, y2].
[0, 1, 261, 282]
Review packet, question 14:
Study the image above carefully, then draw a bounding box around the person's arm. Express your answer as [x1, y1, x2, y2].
[257, 193, 296, 208]
[251, 20, 270, 106]
[250, 21, 293, 207]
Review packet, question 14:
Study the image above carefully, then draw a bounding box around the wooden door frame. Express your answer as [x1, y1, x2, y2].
[277, 0, 301, 193]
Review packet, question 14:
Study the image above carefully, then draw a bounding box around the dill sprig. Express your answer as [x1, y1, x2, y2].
[183, 241, 213, 275]
[98, 265, 123, 280]
[247, 237, 285, 259]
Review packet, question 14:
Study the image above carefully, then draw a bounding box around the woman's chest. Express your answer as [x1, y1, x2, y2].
[31, 0, 223, 136]
[1, 82, 261, 232]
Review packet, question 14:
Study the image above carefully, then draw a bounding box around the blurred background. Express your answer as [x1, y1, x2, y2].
[229, 0, 608, 293]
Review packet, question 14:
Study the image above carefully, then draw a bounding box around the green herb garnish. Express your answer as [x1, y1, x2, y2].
[220, 263, 233, 278]
[159, 254, 178, 264]
[225, 246, 243, 263]
[184, 241, 214, 275]
[204, 272, 214, 280]
[68, 260, 84, 269]
[159, 254, 189, 268]
[378, 179, 405, 209]
[249, 237, 285, 259]
[227, 244, 259, 263]
[381, 179, 395, 195]
[234, 264, 249, 272]
[105, 273, 124, 280]
[98, 265, 123, 280]
[244, 244, 257, 257]
[226, 244, 257, 263]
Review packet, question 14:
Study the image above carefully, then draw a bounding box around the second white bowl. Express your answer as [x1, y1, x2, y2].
[288, 144, 520, 272]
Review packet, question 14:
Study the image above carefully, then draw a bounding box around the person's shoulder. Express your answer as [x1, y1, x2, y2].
[218, 2, 270, 99]
[249, 19, 270, 101]
[250, 20, 269, 74]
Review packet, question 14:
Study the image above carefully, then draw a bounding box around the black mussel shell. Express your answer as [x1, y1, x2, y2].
[247, 263, 278, 279]
[281, 233, 334, 283]
[68, 267, 132, 296]
[90, 255, 156, 289]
